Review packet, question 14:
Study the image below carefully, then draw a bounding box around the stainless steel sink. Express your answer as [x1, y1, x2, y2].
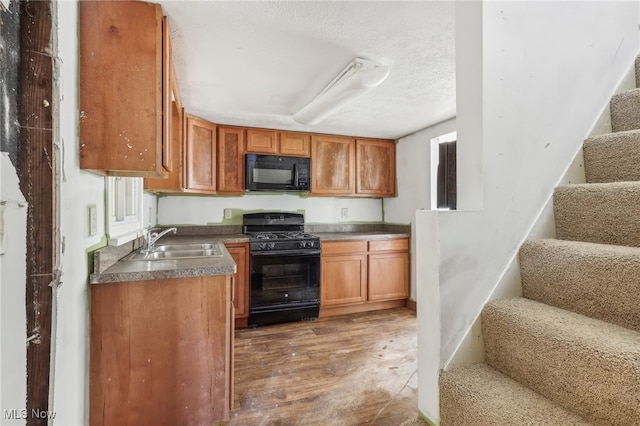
[154, 243, 217, 252]
[122, 243, 224, 261]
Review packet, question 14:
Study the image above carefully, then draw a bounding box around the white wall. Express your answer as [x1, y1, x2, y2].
[158, 194, 383, 225]
[52, 2, 106, 424]
[383, 118, 456, 301]
[417, 1, 639, 423]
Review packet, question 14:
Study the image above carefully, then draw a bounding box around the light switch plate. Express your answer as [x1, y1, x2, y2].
[341, 208, 348, 219]
[224, 208, 232, 220]
[89, 204, 98, 236]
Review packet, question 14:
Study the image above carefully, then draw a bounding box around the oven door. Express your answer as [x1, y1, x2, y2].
[249, 250, 320, 309]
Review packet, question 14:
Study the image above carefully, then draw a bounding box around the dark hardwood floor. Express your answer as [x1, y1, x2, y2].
[225, 308, 418, 426]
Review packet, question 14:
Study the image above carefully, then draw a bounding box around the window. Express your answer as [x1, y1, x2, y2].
[106, 176, 144, 245]
[430, 131, 457, 210]
[437, 141, 457, 209]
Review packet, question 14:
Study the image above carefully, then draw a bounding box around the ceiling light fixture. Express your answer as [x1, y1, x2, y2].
[292, 58, 390, 125]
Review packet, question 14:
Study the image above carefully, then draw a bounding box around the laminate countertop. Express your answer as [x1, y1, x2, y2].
[90, 231, 409, 284]
[313, 231, 410, 241]
[90, 235, 247, 284]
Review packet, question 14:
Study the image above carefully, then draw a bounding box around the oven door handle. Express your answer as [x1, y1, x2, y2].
[251, 249, 321, 257]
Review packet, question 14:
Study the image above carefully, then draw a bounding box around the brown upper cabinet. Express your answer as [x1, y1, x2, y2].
[246, 129, 311, 157]
[311, 135, 356, 195]
[146, 116, 246, 195]
[79, 1, 171, 177]
[311, 135, 396, 197]
[144, 65, 185, 193]
[185, 114, 217, 193]
[356, 139, 396, 197]
[246, 129, 278, 154]
[217, 126, 245, 194]
[280, 132, 311, 157]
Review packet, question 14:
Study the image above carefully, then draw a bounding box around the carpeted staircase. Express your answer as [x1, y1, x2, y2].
[439, 57, 640, 425]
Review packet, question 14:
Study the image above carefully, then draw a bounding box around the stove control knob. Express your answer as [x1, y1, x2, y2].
[259, 242, 267, 250]
[299, 241, 307, 248]
[268, 242, 276, 249]
[307, 241, 315, 248]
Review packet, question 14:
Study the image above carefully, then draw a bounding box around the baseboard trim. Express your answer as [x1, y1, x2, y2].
[421, 410, 440, 426]
[406, 298, 417, 311]
[319, 299, 407, 317]
[235, 317, 249, 329]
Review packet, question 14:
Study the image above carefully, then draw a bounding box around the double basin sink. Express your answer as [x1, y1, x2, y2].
[123, 243, 224, 261]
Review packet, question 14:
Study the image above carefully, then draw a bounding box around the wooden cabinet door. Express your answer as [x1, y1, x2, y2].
[321, 241, 367, 306]
[311, 135, 355, 195]
[368, 252, 409, 301]
[368, 238, 409, 301]
[280, 132, 311, 157]
[225, 243, 249, 320]
[79, 1, 166, 177]
[217, 127, 245, 194]
[144, 66, 184, 192]
[321, 255, 367, 306]
[90, 276, 232, 425]
[185, 114, 216, 192]
[246, 129, 278, 154]
[161, 16, 172, 173]
[356, 139, 396, 197]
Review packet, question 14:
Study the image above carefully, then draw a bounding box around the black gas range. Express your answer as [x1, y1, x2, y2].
[242, 212, 321, 327]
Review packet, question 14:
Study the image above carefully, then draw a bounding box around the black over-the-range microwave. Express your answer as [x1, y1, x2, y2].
[245, 154, 311, 192]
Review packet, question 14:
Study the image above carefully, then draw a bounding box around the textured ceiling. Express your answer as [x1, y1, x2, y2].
[158, 1, 456, 140]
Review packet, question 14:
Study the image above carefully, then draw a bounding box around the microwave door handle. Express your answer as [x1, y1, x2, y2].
[293, 164, 299, 188]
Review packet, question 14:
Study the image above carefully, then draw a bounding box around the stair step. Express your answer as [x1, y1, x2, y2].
[482, 297, 640, 426]
[553, 181, 640, 247]
[520, 239, 640, 332]
[439, 363, 592, 426]
[583, 129, 640, 183]
[610, 88, 640, 132]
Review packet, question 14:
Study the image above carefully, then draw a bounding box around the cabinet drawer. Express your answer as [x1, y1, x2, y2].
[368, 238, 409, 252]
[321, 240, 367, 255]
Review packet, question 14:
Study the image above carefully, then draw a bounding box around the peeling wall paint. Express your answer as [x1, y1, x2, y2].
[52, 2, 108, 424]
[0, 1, 27, 421]
[0, 0, 20, 167]
[0, 153, 28, 425]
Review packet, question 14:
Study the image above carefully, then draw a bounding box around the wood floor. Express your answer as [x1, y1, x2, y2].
[225, 308, 418, 426]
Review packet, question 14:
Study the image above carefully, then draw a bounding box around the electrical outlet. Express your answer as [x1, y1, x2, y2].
[224, 208, 232, 220]
[341, 208, 348, 219]
[89, 204, 98, 236]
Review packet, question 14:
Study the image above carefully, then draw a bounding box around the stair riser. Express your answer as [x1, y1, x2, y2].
[482, 301, 640, 425]
[553, 183, 640, 247]
[610, 89, 640, 132]
[440, 364, 592, 426]
[520, 240, 640, 332]
[583, 131, 640, 183]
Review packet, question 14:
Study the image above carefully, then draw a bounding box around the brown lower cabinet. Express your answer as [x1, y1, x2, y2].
[225, 242, 250, 328]
[320, 238, 409, 317]
[90, 275, 234, 425]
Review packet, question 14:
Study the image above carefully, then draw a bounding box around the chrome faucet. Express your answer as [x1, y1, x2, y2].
[142, 227, 177, 254]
